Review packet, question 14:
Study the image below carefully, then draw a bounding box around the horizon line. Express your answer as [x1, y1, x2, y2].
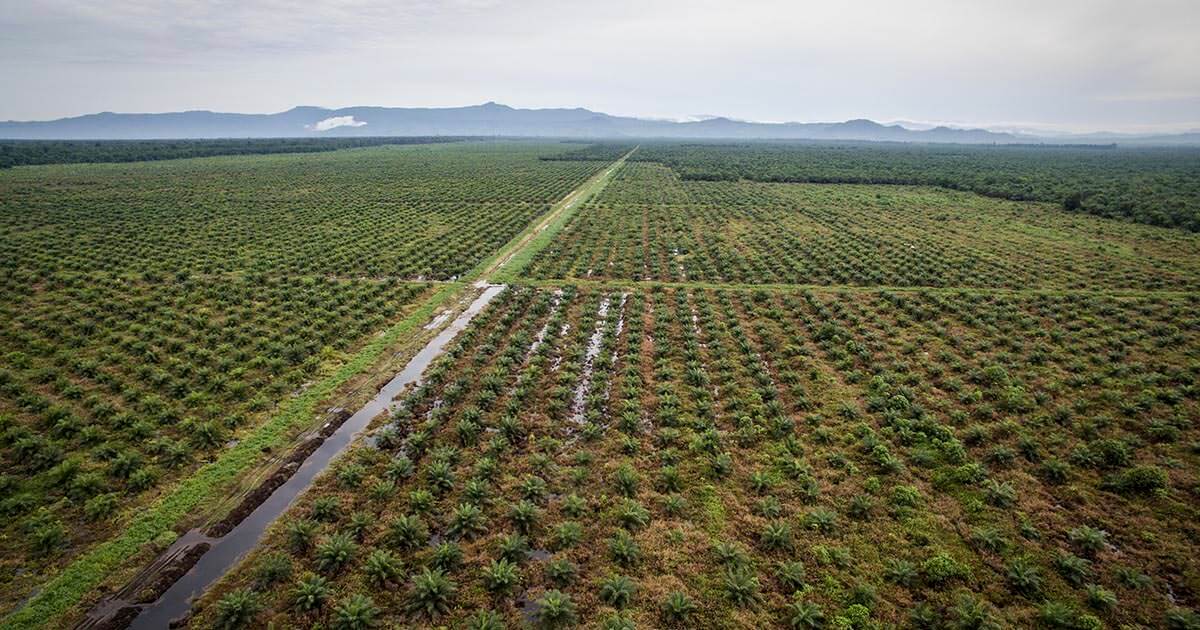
[3, 101, 1198, 137]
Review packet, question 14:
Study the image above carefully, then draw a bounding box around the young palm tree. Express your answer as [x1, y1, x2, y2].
[331, 593, 379, 630]
[405, 568, 458, 620]
[292, 573, 332, 612]
[213, 589, 261, 630]
[362, 549, 403, 587]
[661, 591, 697, 624]
[598, 575, 636, 609]
[314, 532, 357, 575]
[533, 590, 577, 629]
[481, 558, 521, 595]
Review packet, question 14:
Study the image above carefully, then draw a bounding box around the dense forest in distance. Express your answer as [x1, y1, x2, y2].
[0, 137, 469, 169]
[550, 141, 1200, 232]
[7, 137, 1200, 232]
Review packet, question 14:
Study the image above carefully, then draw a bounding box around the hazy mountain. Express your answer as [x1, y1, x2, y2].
[1, 102, 1195, 144]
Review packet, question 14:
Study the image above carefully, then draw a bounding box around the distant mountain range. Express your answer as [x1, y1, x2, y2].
[2, 102, 1197, 145]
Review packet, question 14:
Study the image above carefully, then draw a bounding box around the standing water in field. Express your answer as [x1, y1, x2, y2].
[567, 294, 612, 427]
[85, 285, 506, 630]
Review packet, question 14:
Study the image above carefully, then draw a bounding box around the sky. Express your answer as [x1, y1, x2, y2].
[2, 0, 1198, 133]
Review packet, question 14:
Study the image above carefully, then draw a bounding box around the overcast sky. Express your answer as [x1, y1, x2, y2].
[2, 0, 1198, 133]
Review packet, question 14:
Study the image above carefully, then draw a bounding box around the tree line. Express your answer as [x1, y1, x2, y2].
[629, 141, 1200, 232]
[0, 137, 469, 169]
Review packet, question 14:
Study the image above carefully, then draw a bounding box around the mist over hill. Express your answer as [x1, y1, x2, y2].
[2, 102, 1196, 144]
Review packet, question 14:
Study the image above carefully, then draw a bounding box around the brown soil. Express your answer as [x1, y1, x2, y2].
[76, 543, 209, 630]
[133, 543, 211, 605]
[86, 606, 140, 630]
[205, 408, 352, 537]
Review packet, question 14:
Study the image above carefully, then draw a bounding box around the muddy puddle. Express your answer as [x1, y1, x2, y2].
[80, 285, 506, 630]
[567, 295, 612, 427]
[528, 290, 564, 356]
[598, 293, 629, 406]
[561, 293, 629, 440]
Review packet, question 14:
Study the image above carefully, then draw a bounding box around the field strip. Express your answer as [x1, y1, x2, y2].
[2, 152, 630, 630]
[520, 276, 1200, 299]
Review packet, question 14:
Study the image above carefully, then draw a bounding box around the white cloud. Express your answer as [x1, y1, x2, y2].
[307, 115, 367, 131]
